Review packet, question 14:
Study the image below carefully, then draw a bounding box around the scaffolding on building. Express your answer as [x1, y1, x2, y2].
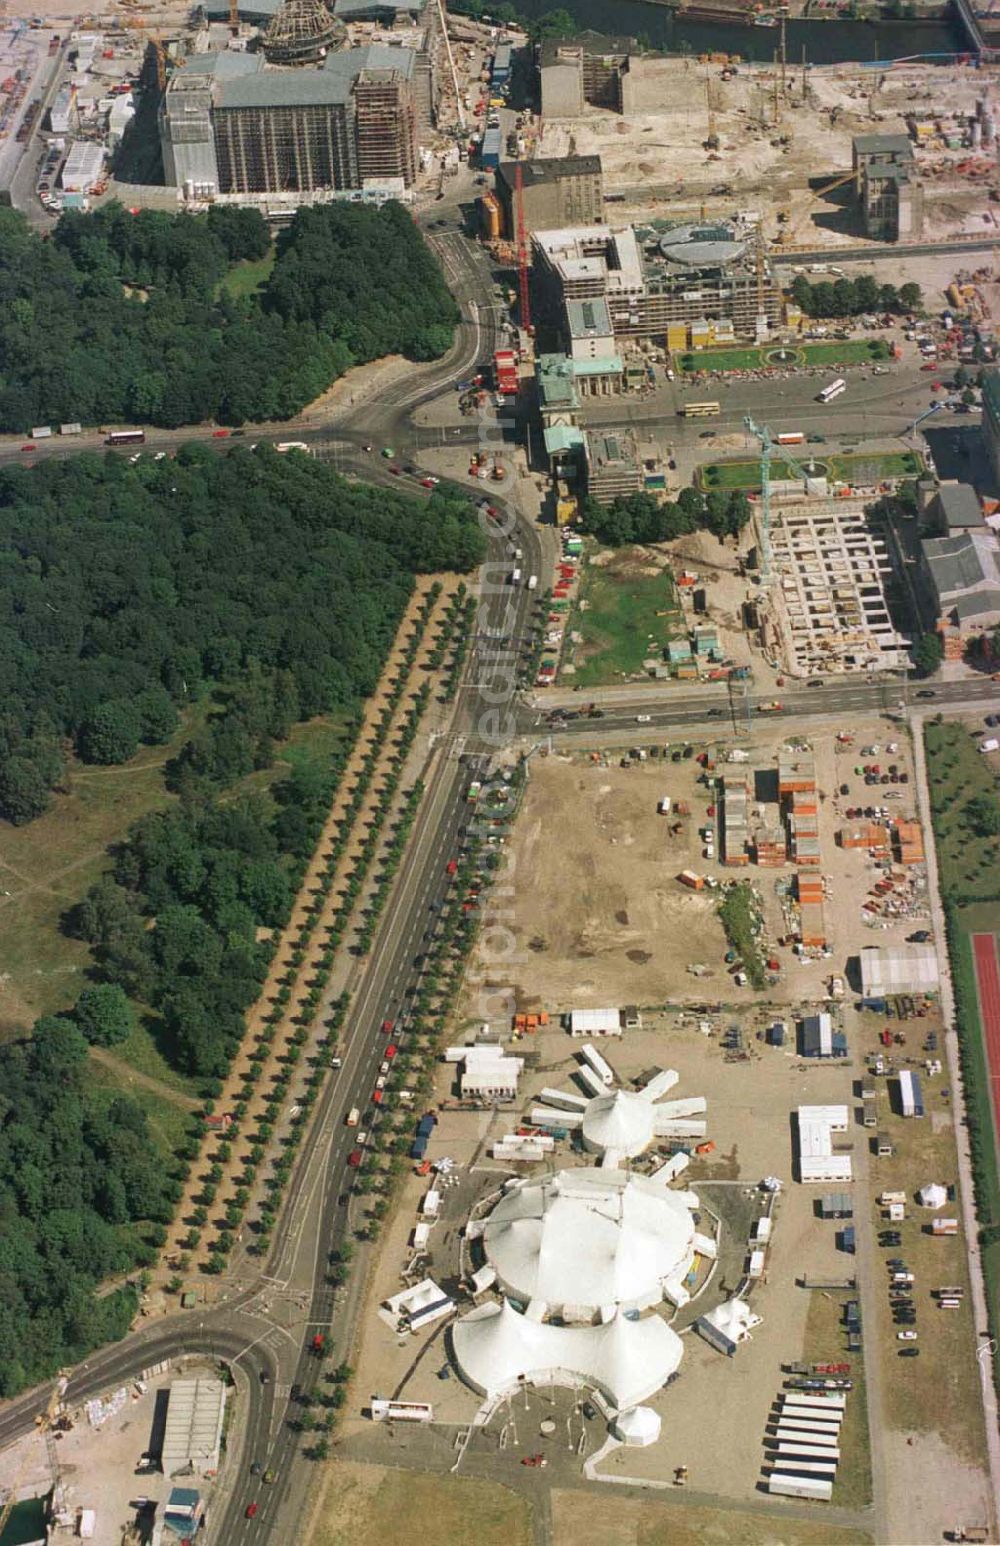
[263, 0, 343, 65]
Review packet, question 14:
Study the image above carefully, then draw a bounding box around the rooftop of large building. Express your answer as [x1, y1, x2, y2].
[533, 223, 643, 293]
[853, 131, 913, 159]
[497, 154, 602, 189]
[171, 41, 414, 108]
[566, 296, 613, 338]
[924, 528, 1000, 621]
[537, 31, 638, 65]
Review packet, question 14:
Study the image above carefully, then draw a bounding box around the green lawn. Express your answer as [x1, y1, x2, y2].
[801, 1291, 872, 1509]
[678, 338, 890, 374]
[700, 449, 923, 492]
[564, 546, 684, 686]
[924, 719, 1000, 902]
[216, 249, 276, 301]
[88, 1057, 198, 1161]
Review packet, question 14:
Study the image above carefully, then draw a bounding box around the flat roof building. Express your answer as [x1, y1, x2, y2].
[161, 1378, 227, 1477]
[495, 155, 603, 237]
[858, 943, 939, 998]
[797, 1105, 852, 1184]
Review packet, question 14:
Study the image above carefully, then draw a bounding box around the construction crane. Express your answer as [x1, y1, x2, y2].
[0, 1377, 68, 1539]
[705, 80, 720, 152]
[514, 162, 531, 335]
[776, 169, 855, 245]
[744, 414, 816, 583]
[124, 16, 167, 93]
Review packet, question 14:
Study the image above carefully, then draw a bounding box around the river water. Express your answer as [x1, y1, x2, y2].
[513, 0, 966, 63]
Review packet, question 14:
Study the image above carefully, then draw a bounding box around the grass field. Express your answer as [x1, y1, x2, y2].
[550, 1491, 873, 1546]
[564, 546, 684, 686]
[924, 718, 1000, 1385]
[800, 1292, 872, 1509]
[216, 249, 276, 301]
[0, 707, 350, 1153]
[924, 720, 1000, 903]
[700, 450, 923, 493]
[309, 1462, 533, 1546]
[679, 338, 890, 374]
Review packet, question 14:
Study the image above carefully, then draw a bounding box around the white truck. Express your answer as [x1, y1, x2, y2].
[527, 574, 538, 591]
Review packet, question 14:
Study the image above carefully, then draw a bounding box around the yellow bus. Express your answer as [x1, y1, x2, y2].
[680, 401, 721, 418]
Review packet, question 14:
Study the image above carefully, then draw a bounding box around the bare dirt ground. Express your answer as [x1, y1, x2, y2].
[461, 751, 729, 1014]
[461, 716, 929, 1021]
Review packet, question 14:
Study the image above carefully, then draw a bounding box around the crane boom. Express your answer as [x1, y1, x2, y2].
[743, 414, 816, 583]
[515, 162, 531, 334]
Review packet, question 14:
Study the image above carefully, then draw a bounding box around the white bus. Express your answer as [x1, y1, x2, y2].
[776, 431, 805, 445]
[275, 440, 310, 453]
[817, 379, 846, 403]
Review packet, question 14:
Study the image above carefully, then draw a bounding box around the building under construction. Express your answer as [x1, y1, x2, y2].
[761, 495, 911, 676]
[532, 219, 782, 345]
[160, 43, 418, 195]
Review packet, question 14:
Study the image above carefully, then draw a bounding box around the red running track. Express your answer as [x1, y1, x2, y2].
[972, 932, 1000, 1150]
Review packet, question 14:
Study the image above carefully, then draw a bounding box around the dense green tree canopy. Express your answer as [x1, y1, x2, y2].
[580, 488, 751, 547]
[0, 200, 458, 431]
[0, 1014, 175, 1394]
[0, 446, 483, 821]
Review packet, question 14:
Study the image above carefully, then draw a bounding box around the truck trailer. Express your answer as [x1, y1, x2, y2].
[768, 1474, 833, 1500]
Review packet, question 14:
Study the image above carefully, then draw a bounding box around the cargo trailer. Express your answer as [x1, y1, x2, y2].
[768, 1474, 833, 1500]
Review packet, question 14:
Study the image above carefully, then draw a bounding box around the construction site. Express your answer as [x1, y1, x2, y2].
[535, 49, 1000, 250]
[759, 493, 912, 677]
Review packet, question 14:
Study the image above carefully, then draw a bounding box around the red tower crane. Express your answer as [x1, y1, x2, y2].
[514, 162, 531, 335]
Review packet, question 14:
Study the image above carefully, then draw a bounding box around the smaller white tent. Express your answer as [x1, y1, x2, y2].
[917, 1182, 948, 1209]
[696, 1297, 762, 1356]
[613, 1406, 661, 1447]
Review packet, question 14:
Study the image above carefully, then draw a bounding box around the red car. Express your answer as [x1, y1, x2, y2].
[420, 478, 436, 488]
[381, 1019, 394, 1034]
[347, 1148, 363, 1168]
[385, 1044, 398, 1059]
[212, 428, 230, 438]
[246, 1502, 259, 1519]
[20, 443, 37, 452]
[389, 464, 402, 475]
[372, 1089, 384, 1105]
[919, 361, 937, 371]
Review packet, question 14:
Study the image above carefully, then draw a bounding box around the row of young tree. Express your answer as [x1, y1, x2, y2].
[579, 486, 752, 547]
[0, 445, 484, 824]
[0, 465, 483, 1383]
[0, 199, 459, 431]
[789, 273, 922, 319]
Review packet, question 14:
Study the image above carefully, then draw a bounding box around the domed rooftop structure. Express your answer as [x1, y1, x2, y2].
[657, 222, 746, 269]
[581, 1089, 655, 1160]
[263, 0, 343, 64]
[481, 1167, 698, 1316]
